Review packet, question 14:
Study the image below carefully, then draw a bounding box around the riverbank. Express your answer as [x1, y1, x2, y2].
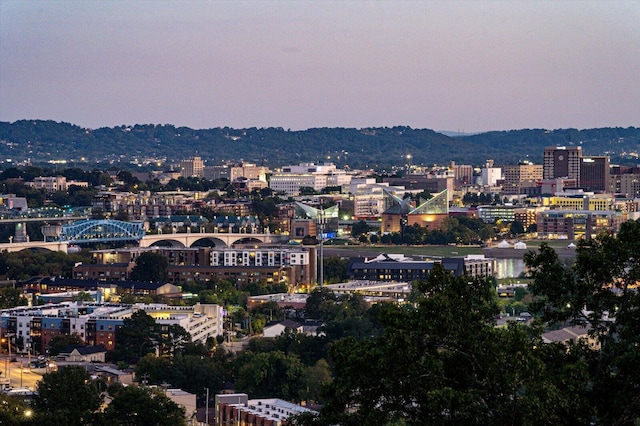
[323, 242, 578, 260]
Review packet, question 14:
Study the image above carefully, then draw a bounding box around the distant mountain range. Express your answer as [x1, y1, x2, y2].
[0, 120, 638, 169]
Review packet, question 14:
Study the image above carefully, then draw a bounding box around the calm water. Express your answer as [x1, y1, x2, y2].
[494, 258, 526, 279]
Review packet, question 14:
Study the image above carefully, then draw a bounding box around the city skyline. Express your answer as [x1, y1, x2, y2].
[1, 1, 639, 132]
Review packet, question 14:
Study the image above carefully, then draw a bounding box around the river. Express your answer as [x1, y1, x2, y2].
[494, 258, 526, 279]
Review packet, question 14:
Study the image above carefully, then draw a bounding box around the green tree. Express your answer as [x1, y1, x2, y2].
[299, 359, 332, 403]
[350, 220, 370, 237]
[312, 264, 592, 425]
[0, 250, 90, 280]
[159, 324, 191, 357]
[0, 287, 28, 309]
[323, 256, 349, 284]
[169, 352, 228, 396]
[251, 301, 283, 322]
[103, 385, 186, 426]
[234, 350, 305, 401]
[509, 220, 525, 237]
[130, 252, 168, 283]
[304, 287, 338, 320]
[48, 332, 84, 356]
[134, 354, 172, 385]
[68, 187, 98, 207]
[524, 220, 640, 424]
[113, 311, 160, 363]
[32, 366, 102, 426]
[0, 392, 33, 425]
[71, 291, 95, 302]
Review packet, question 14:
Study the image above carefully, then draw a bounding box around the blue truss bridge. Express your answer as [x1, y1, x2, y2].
[59, 219, 146, 244]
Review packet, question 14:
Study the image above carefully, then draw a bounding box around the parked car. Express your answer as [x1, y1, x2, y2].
[516, 312, 533, 322]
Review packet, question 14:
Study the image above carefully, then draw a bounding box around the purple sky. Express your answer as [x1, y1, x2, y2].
[1, 1, 639, 132]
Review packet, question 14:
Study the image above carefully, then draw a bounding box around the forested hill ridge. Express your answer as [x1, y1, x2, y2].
[0, 120, 638, 168]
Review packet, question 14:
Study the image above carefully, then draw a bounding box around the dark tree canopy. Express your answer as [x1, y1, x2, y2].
[296, 264, 594, 425]
[130, 252, 168, 283]
[102, 385, 187, 426]
[0, 287, 28, 309]
[33, 366, 102, 426]
[47, 332, 84, 356]
[113, 310, 161, 364]
[350, 220, 370, 237]
[524, 219, 640, 424]
[322, 256, 349, 284]
[2, 121, 639, 169]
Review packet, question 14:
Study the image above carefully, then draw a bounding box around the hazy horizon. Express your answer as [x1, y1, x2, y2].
[1, 1, 639, 133]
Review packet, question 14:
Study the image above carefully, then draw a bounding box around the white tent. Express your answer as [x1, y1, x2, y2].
[497, 240, 511, 248]
[567, 242, 577, 249]
[514, 241, 527, 250]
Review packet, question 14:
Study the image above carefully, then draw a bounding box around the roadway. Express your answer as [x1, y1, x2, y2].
[0, 216, 88, 224]
[1, 356, 44, 390]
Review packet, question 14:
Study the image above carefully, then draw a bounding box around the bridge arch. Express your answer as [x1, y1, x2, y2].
[229, 236, 265, 246]
[60, 219, 146, 244]
[189, 237, 228, 248]
[138, 232, 287, 249]
[147, 239, 186, 248]
[3, 246, 54, 254]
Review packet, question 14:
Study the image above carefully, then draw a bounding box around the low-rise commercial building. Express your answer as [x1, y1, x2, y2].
[269, 163, 352, 196]
[347, 253, 495, 282]
[29, 176, 89, 193]
[476, 205, 519, 224]
[215, 393, 316, 426]
[536, 210, 626, 240]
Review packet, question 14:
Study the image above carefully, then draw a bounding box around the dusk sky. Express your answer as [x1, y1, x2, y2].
[1, 1, 638, 132]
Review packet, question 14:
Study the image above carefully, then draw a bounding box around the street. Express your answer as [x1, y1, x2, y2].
[1, 356, 45, 390]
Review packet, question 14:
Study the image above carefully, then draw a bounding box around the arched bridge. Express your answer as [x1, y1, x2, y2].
[139, 230, 289, 248]
[59, 219, 146, 244]
[0, 219, 289, 251]
[0, 240, 70, 254]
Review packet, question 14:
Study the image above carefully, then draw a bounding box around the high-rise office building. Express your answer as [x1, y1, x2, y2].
[451, 162, 474, 186]
[180, 156, 204, 178]
[543, 146, 582, 181]
[580, 156, 610, 193]
[502, 162, 543, 195]
[481, 160, 502, 187]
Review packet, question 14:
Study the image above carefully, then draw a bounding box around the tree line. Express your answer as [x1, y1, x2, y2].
[2, 120, 639, 168]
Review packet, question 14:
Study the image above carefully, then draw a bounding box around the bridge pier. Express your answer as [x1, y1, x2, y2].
[14, 222, 27, 243]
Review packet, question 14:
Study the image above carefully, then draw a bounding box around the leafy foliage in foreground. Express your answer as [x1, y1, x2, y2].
[295, 222, 640, 425]
[525, 220, 640, 425]
[298, 266, 592, 425]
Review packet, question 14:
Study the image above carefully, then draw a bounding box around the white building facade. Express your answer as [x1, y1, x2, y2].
[269, 163, 352, 196]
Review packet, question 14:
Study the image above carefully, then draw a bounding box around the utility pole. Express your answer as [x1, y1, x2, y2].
[6, 333, 14, 384]
[318, 207, 325, 287]
[205, 387, 210, 425]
